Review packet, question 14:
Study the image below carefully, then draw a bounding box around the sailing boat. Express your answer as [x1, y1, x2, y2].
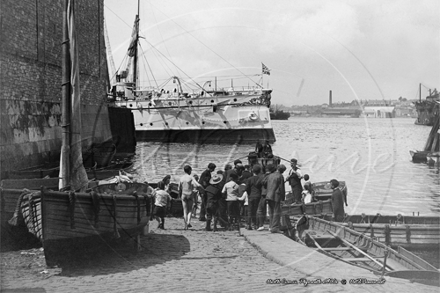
[7, 0, 152, 266]
[107, 4, 276, 144]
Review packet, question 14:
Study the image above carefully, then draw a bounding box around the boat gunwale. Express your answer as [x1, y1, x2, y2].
[305, 216, 438, 272]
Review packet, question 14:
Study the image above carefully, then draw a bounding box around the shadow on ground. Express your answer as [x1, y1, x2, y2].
[58, 233, 191, 277]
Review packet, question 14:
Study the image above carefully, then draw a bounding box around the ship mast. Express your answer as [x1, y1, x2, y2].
[132, 0, 140, 92]
[61, 0, 71, 186]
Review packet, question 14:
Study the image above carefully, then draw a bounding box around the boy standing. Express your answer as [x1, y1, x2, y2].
[153, 181, 171, 229]
[222, 173, 240, 230]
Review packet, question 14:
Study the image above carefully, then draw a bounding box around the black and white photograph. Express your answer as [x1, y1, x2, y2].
[1, 0, 439, 292]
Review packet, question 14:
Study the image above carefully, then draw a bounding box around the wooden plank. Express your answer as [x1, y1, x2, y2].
[320, 247, 353, 251]
[344, 257, 373, 262]
[398, 246, 438, 271]
[327, 230, 387, 269]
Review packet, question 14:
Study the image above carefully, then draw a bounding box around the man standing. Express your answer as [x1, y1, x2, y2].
[287, 158, 302, 204]
[330, 179, 347, 222]
[198, 163, 216, 221]
[263, 164, 286, 233]
[222, 173, 241, 230]
[179, 165, 202, 230]
[261, 140, 273, 158]
[244, 164, 263, 230]
[204, 174, 223, 231]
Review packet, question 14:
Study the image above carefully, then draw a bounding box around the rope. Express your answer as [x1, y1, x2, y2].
[28, 193, 35, 235]
[69, 192, 76, 229]
[91, 191, 100, 228]
[112, 194, 120, 238]
[8, 189, 30, 226]
[133, 191, 141, 224]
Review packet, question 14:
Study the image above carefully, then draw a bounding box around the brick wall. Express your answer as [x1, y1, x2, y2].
[0, 0, 112, 178]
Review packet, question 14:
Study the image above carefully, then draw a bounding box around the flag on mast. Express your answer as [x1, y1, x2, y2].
[262, 63, 271, 75]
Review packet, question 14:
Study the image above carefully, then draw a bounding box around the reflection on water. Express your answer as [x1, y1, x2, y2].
[133, 117, 439, 217]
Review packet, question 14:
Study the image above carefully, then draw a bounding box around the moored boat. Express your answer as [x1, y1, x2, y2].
[410, 150, 430, 163]
[295, 215, 440, 285]
[281, 199, 333, 217]
[17, 182, 152, 266]
[107, 6, 276, 144]
[270, 107, 291, 120]
[319, 213, 440, 250]
[310, 180, 347, 201]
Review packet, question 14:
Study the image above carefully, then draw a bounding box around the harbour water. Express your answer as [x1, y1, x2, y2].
[133, 117, 439, 217]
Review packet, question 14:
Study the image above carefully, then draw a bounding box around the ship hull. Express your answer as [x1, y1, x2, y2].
[135, 128, 275, 143]
[123, 101, 276, 143]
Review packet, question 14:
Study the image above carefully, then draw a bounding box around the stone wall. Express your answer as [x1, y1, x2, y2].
[0, 0, 112, 179]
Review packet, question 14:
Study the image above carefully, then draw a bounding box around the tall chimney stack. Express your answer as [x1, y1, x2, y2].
[329, 90, 332, 107]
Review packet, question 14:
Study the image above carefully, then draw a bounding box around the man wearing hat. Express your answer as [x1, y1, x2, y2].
[205, 173, 225, 231]
[330, 179, 347, 222]
[244, 164, 264, 230]
[225, 160, 243, 183]
[198, 163, 217, 221]
[286, 158, 303, 204]
[262, 163, 285, 233]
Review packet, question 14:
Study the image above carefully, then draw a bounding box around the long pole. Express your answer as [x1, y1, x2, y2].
[60, 0, 71, 187]
[132, 0, 140, 91]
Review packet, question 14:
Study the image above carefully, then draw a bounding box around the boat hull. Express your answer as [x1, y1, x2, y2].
[282, 199, 333, 217]
[118, 100, 276, 143]
[311, 181, 347, 201]
[136, 127, 276, 143]
[320, 214, 440, 250]
[18, 183, 152, 266]
[296, 216, 438, 279]
[410, 150, 430, 163]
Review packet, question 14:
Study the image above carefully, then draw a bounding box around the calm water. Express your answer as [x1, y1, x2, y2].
[132, 117, 439, 217]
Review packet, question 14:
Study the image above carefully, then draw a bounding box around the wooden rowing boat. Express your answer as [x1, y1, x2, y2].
[319, 213, 440, 250]
[14, 182, 152, 266]
[296, 216, 440, 284]
[410, 150, 430, 163]
[1, 178, 61, 250]
[311, 180, 347, 201]
[295, 215, 440, 285]
[281, 199, 333, 217]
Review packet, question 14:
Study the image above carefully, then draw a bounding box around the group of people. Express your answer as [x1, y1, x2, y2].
[147, 157, 347, 231]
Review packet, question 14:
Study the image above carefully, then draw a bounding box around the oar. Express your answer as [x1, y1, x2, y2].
[306, 232, 383, 275]
[327, 230, 387, 270]
[278, 156, 302, 167]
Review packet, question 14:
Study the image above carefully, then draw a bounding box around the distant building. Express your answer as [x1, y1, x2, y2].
[362, 106, 395, 118]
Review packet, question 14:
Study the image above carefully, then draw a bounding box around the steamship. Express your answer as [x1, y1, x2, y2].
[414, 84, 439, 126]
[107, 10, 275, 144]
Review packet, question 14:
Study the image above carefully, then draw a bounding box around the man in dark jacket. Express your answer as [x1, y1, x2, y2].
[198, 163, 216, 221]
[263, 164, 286, 233]
[330, 179, 347, 222]
[286, 158, 302, 204]
[245, 164, 263, 230]
[204, 174, 224, 231]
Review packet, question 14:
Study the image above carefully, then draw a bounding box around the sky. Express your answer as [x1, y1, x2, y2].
[104, 0, 439, 106]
